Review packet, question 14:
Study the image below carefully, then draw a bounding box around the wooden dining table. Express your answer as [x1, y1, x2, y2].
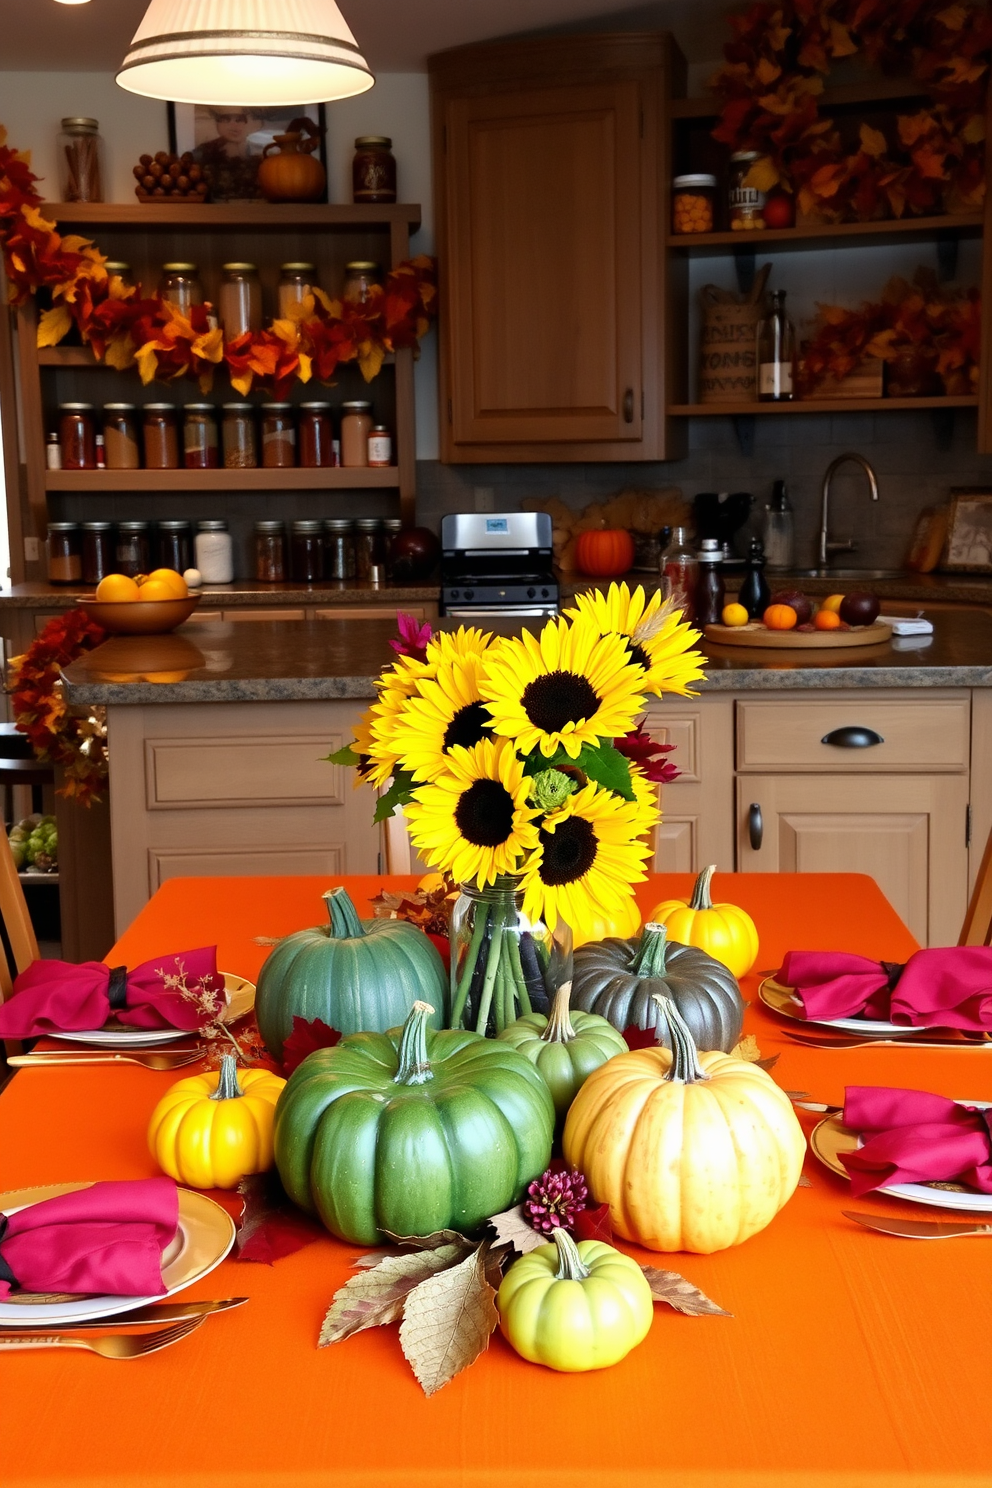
[1, 871, 990, 1488]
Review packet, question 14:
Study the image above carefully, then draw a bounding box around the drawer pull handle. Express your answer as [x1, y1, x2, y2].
[821, 726, 884, 749]
[622, 388, 635, 423]
[748, 803, 763, 851]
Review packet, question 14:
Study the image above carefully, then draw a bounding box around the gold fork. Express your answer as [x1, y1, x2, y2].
[0, 1314, 206, 1358]
[7, 1049, 205, 1071]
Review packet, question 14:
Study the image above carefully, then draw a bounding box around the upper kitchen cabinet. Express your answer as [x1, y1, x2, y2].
[429, 34, 686, 463]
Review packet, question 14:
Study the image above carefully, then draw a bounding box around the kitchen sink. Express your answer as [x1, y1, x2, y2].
[789, 569, 909, 581]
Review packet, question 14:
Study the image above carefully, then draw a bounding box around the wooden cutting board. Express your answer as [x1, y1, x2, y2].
[704, 620, 892, 649]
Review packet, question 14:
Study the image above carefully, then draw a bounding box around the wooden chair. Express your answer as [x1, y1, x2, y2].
[960, 822, 992, 947]
[0, 834, 40, 1062]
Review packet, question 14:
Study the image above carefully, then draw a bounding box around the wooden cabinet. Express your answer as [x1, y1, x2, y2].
[430, 33, 685, 463]
[644, 696, 735, 872]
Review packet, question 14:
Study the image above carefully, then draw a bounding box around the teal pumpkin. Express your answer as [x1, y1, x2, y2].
[497, 980, 627, 1126]
[255, 887, 448, 1060]
[273, 1000, 555, 1245]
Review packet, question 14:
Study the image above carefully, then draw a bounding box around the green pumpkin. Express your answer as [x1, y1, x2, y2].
[496, 980, 627, 1126]
[274, 1000, 555, 1245]
[255, 887, 448, 1060]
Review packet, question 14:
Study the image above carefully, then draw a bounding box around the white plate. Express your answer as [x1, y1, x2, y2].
[0, 1183, 236, 1326]
[760, 975, 915, 1035]
[811, 1102, 992, 1214]
[47, 972, 255, 1048]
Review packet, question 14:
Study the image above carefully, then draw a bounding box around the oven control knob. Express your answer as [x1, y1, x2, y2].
[450, 589, 460, 599]
[464, 589, 474, 600]
[540, 588, 549, 599]
[527, 587, 536, 599]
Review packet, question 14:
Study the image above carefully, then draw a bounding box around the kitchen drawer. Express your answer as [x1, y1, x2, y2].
[736, 695, 970, 773]
[145, 732, 345, 809]
[312, 605, 433, 621]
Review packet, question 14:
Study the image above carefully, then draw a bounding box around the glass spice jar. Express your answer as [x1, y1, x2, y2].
[57, 117, 104, 203]
[367, 424, 392, 467]
[352, 136, 397, 204]
[222, 403, 257, 469]
[143, 404, 180, 469]
[59, 403, 96, 469]
[672, 174, 717, 234]
[116, 521, 151, 578]
[183, 404, 219, 469]
[219, 262, 262, 340]
[47, 523, 82, 585]
[383, 517, 402, 578]
[291, 520, 325, 583]
[261, 403, 296, 468]
[341, 401, 373, 467]
[102, 404, 141, 470]
[195, 520, 234, 584]
[157, 520, 193, 574]
[159, 263, 203, 318]
[298, 402, 334, 467]
[278, 263, 314, 320]
[324, 519, 356, 579]
[342, 261, 381, 306]
[728, 152, 766, 231]
[254, 521, 287, 583]
[81, 521, 114, 586]
[104, 261, 133, 289]
[355, 517, 386, 583]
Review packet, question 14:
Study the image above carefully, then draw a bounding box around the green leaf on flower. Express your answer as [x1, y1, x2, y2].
[326, 743, 360, 766]
[522, 741, 634, 801]
[373, 768, 417, 823]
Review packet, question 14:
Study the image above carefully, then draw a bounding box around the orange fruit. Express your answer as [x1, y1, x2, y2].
[763, 603, 798, 631]
[137, 578, 179, 602]
[95, 573, 140, 602]
[721, 602, 749, 627]
[814, 609, 842, 630]
[821, 593, 845, 614]
[145, 568, 188, 598]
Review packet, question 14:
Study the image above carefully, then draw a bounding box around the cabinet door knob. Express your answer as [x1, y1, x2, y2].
[821, 726, 884, 748]
[622, 388, 634, 423]
[748, 802, 763, 851]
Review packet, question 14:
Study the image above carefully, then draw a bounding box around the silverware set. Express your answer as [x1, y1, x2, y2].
[785, 1027, 992, 1051]
[0, 1297, 247, 1358]
[8, 1046, 206, 1070]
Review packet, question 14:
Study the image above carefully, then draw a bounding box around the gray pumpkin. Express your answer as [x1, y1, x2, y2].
[571, 923, 744, 1052]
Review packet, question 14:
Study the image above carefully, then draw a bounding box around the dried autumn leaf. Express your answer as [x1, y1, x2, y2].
[797, 1174, 812, 1188]
[743, 154, 780, 194]
[383, 1228, 473, 1251]
[235, 1171, 323, 1264]
[755, 1053, 780, 1073]
[731, 1033, 762, 1063]
[281, 1015, 342, 1075]
[573, 1203, 613, 1244]
[859, 124, 888, 159]
[320, 1242, 469, 1345]
[399, 1243, 499, 1396]
[488, 1205, 548, 1254]
[36, 303, 72, 347]
[641, 1267, 731, 1317]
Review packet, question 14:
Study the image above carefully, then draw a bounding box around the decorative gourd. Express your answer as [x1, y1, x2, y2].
[256, 129, 326, 203]
[147, 1054, 286, 1190]
[497, 1228, 653, 1372]
[571, 893, 642, 949]
[571, 922, 744, 1052]
[496, 980, 628, 1125]
[255, 887, 448, 1060]
[649, 865, 759, 978]
[274, 1001, 554, 1245]
[563, 997, 806, 1253]
[574, 528, 635, 578]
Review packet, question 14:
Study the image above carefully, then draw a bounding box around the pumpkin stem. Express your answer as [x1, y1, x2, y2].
[654, 995, 708, 1084]
[689, 865, 717, 912]
[323, 886, 366, 940]
[209, 1053, 244, 1101]
[540, 979, 576, 1043]
[552, 1227, 591, 1281]
[633, 922, 669, 977]
[394, 1001, 435, 1085]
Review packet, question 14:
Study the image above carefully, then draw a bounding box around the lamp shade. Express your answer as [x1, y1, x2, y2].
[117, 0, 374, 106]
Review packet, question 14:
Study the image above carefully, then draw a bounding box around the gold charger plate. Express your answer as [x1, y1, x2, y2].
[54, 971, 256, 1047]
[757, 974, 906, 1035]
[810, 1113, 992, 1211]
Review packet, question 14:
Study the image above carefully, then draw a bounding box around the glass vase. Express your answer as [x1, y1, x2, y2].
[449, 875, 572, 1035]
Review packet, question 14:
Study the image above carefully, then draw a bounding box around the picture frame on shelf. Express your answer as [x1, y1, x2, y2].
[943, 489, 992, 572]
[167, 102, 328, 202]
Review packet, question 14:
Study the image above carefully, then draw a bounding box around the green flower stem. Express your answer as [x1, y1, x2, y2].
[475, 915, 504, 1035]
[450, 899, 490, 1029]
[506, 931, 531, 1016]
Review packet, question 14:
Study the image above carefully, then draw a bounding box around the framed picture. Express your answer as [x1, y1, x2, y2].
[167, 102, 327, 202]
[944, 489, 992, 572]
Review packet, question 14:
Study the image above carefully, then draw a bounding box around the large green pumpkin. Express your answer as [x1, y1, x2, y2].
[274, 1000, 555, 1245]
[497, 980, 627, 1127]
[255, 887, 448, 1060]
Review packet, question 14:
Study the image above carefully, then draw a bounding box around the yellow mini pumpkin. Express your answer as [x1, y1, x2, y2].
[563, 996, 805, 1253]
[148, 1054, 286, 1190]
[649, 864, 758, 977]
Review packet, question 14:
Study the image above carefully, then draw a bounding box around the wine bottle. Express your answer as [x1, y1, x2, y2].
[756, 290, 795, 402]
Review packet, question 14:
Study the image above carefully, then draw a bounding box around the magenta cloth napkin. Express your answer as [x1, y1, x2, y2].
[0, 1178, 179, 1298]
[0, 947, 224, 1037]
[779, 947, 992, 1029]
[840, 1086, 992, 1197]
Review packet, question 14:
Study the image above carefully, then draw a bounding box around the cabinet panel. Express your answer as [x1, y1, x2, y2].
[150, 844, 344, 888]
[737, 695, 970, 772]
[144, 734, 344, 809]
[644, 696, 734, 872]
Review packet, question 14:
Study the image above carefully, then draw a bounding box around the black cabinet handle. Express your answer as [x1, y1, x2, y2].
[821, 726, 884, 748]
[748, 803, 763, 851]
[622, 388, 634, 423]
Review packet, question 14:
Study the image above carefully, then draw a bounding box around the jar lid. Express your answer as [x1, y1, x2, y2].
[222, 402, 255, 411]
[158, 519, 192, 530]
[144, 402, 177, 412]
[82, 521, 113, 530]
[261, 402, 293, 411]
[355, 518, 382, 530]
[344, 261, 380, 272]
[383, 518, 402, 530]
[103, 403, 138, 413]
[222, 262, 258, 272]
[255, 520, 286, 532]
[341, 401, 373, 411]
[105, 261, 131, 274]
[119, 521, 150, 532]
[59, 402, 95, 411]
[184, 403, 216, 412]
[299, 401, 332, 410]
[673, 174, 717, 189]
[355, 135, 392, 148]
[280, 262, 315, 272]
[323, 519, 353, 530]
[197, 519, 228, 531]
[292, 520, 324, 532]
[370, 423, 390, 432]
[48, 522, 79, 532]
[62, 117, 99, 132]
[161, 262, 198, 272]
[730, 151, 760, 162]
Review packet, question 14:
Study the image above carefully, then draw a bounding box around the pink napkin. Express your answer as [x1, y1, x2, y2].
[0, 1178, 179, 1298]
[0, 947, 224, 1037]
[841, 1086, 992, 1197]
[779, 947, 992, 1029]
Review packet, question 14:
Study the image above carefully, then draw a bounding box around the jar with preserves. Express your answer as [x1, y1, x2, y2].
[102, 404, 141, 470]
[47, 523, 82, 585]
[46, 433, 62, 470]
[219, 263, 262, 339]
[59, 403, 96, 469]
[159, 263, 203, 318]
[355, 517, 386, 583]
[324, 519, 356, 579]
[81, 521, 114, 586]
[195, 520, 234, 584]
[278, 263, 314, 319]
[352, 136, 397, 204]
[183, 404, 219, 469]
[157, 520, 193, 574]
[116, 521, 151, 578]
[104, 261, 133, 289]
[298, 402, 334, 467]
[291, 520, 324, 583]
[57, 117, 104, 203]
[261, 403, 296, 468]
[341, 401, 373, 467]
[254, 520, 287, 582]
[143, 404, 180, 469]
[222, 404, 257, 469]
[342, 261, 381, 306]
[367, 424, 392, 467]
[729, 153, 766, 231]
[672, 174, 717, 234]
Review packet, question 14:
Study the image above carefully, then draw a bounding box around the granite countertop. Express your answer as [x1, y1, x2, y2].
[0, 579, 439, 610]
[562, 569, 992, 606]
[62, 610, 992, 706]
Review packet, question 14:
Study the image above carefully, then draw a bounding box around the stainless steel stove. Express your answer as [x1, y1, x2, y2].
[440, 512, 559, 619]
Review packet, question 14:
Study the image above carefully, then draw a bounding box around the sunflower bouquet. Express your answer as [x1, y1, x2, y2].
[331, 583, 705, 1033]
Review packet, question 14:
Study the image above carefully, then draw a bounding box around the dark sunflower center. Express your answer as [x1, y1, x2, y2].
[522, 671, 600, 734]
[538, 816, 598, 885]
[626, 640, 651, 671]
[443, 700, 490, 752]
[455, 778, 515, 847]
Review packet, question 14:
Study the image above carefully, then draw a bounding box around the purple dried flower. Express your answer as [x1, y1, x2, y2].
[389, 612, 433, 662]
[523, 1166, 589, 1234]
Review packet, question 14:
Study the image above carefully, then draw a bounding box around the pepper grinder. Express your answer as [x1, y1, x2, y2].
[737, 536, 771, 620]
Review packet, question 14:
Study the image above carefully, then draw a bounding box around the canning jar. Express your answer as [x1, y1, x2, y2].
[729, 153, 766, 231]
[355, 517, 386, 583]
[219, 263, 262, 339]
[324, 519, 356, 579]
[159, 263, 203, 318]
[383, 517, 402, 578]
[672, 174, 717, 234]
[342, 261, 381, 306]
[254, 520, 287, 582]
[261, 403, 296, 468]
[183, 404, 219, 469]
[102, 404, 141, 470]
[157, 520, 193, 574]
[278, 263, 314, 319]
[104, 261, 133, 289]
[59, 403, 96, 469]
[116, 521, 151, 578]
[195, 520, 234, 584]
[57, 117, 104, 202]
[143, 404, 180, 469]
[352, 136, 396, 204]
[81, 522, 114, 586]
[341, 401, 373, 467]
[291, 520, 325, 583]
[367, 424, 392, 467]
[298, 402, 334, 467]
[222, 403, 257, 469]
[47, 523, 82, 585]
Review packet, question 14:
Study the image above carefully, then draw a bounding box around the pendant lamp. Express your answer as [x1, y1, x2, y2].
[117, 0, 374, 106]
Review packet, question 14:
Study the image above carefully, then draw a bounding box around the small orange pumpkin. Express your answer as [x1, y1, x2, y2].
[763, 603, 798, 631]
[575, 529, 636, 578]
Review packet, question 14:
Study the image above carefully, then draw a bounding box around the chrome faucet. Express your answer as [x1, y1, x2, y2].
[818, 452, 879, 568]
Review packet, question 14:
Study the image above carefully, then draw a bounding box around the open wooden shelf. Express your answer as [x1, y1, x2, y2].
[668, 395, 979, 416]
[40, 201, 422, 230]
[45, 467, 401, 492]
[667, 212, 982, 253]
[37, 345, 396, 369]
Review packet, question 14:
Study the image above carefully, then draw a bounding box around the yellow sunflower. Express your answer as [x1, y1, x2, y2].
[564, 582, 706, 697]
[363, 655, 434, 788]
[480, 617, 646, 760]
[405, 737, 540, 887]
[519, 780, 651, 932]
[628, 762, 662, 829]
[347, 708, 379, 788]
[393, 650, 493, 782]
[427, 625, 492, 663]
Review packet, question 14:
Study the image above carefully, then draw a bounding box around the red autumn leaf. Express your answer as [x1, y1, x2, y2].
[622, 1024, 659, 1051]
[427, 932, 451, 972]
[573, 1204, 614, 1244]
[234, 1172, 324, 1264]
[282, 1015, 342, 1075]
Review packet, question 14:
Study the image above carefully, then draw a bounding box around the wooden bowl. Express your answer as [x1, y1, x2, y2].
[79, 595, 201, 635]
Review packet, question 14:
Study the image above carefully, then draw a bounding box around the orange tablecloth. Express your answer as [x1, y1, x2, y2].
[1, 873, 990, 1488]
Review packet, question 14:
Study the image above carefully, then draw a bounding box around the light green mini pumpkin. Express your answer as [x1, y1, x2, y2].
[496, 980, 627, 1125]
